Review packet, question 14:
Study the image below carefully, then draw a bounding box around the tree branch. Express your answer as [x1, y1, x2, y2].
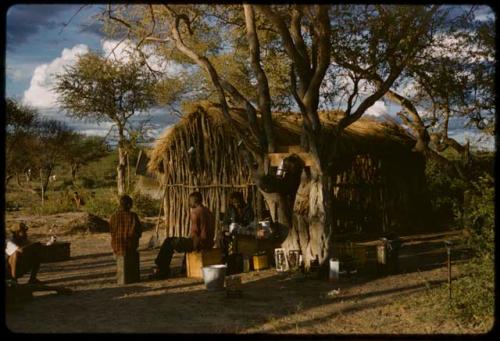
[244, 4, 275, 152]
[255, 5, 311, 83]
[164, 6, 262, 155]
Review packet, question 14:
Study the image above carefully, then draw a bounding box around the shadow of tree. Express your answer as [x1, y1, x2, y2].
[7, 236, 473, 333]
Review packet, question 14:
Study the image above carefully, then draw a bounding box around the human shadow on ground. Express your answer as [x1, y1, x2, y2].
[6, 269, 458, 333]
[9, 236, 474, 333]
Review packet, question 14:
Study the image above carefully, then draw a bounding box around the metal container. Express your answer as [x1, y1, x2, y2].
[253, 254, 269, 271]
[229, 223, 239, 234]
[202, 264, 227, 291]
[274, 248, 288, 272]
[287, 250, 300, 270]
[243, 256, 250, 272]
[329, 258, 340, 282]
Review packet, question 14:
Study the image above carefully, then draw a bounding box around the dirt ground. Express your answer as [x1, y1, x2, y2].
[5, 212, 479, 334]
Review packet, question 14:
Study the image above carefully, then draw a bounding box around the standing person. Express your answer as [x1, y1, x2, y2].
[109, 195, 142, 283]
[5, 222, 44, 284]
[150, 191, 215, 280]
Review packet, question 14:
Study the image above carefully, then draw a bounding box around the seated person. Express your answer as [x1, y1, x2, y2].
[219, 192, 255, 256]
[150, 191, 215, 279]
[5, 222, 44, 284]
[223, 191, 254, 229]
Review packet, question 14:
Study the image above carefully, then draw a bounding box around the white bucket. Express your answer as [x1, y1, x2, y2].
[202, 264, 227, 291]
[329, 259, 339, 282]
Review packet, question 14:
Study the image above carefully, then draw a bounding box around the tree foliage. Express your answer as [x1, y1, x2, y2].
[61, 134, 109, 182]
[53, 51, 160, 195]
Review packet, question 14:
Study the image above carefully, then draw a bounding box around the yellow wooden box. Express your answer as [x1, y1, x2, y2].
[186, 248, 223, 279]
[253, 254, 269, 271]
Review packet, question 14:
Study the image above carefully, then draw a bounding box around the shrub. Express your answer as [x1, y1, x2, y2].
[447, 174, 494, 329]
[132, 193, 161, 217]
[424, 159, 467, 228]
[29, 192, 75, 215]
[75, 176, 96, 189]
[83, 189, 118, 218]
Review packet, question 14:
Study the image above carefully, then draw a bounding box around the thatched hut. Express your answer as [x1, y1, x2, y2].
[146, 102, 430, 241]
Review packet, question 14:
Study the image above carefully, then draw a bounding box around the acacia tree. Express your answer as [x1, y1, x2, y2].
[5, 98, 39, 190]
[31, 119, 75, 204]
[53, 52, 158, 195]
[105, 4, 452, 266]
[61, 134, 109, 183]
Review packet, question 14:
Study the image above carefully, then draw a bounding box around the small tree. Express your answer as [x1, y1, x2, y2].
[5, 98, 39, 188]
[53, 52, 158, 195]
[31, 119, 75, 204]
[62, 134, 109, 183]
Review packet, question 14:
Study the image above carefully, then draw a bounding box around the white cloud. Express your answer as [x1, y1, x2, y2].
[426, 32, 493, 64]
[448, 129, 495, 151]
[22, 44, 89, 108]
[22, 40, 187, 111]
[101, 39, 185, 77]
[365, 100, 388, 117]
[474, 6, 495, 22]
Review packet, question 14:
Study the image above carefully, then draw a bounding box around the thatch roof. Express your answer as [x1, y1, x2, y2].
[148, 102, 415, 175]
[146, 102, 428, 239]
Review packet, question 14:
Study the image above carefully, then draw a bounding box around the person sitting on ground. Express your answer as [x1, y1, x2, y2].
[109, 195, 143, 258]
[73, 191, 85, 209]
[150, 191, 215, 280]
[5, 222, 44, 284]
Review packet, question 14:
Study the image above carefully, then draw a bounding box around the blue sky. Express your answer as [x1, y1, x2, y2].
[4, 4, 495, 150]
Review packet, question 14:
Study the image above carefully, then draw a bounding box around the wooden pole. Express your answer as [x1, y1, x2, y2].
[40, 169, 44, 207]
[445, 240, 452, 301]
[127, 153, 130, 193]
[448, 247, 451, 300]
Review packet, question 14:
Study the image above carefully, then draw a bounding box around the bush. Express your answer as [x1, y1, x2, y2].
[447, 174, 494, 329]
[75, 176, 96, 189]
[132, 193, 161, 217]
[83, 189, 118, 218]
[29, 192, 76, 215]
[424, 159, 467, 228]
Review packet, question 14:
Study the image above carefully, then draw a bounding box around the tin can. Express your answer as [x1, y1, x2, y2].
[329, 258, 339, 283]
[243, 257, 250, 272]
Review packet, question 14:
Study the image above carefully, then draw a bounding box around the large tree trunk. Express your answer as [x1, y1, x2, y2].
[267, 167, 334, 271]
[257, 156, 334, 271]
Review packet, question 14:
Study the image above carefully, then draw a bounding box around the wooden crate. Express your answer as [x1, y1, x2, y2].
[186, 248, 223, 279]
[42, 242, 71, 263]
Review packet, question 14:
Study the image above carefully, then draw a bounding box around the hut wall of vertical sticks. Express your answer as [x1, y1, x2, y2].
[147, 102, 432, 241]
[147, 105, 261, 239]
